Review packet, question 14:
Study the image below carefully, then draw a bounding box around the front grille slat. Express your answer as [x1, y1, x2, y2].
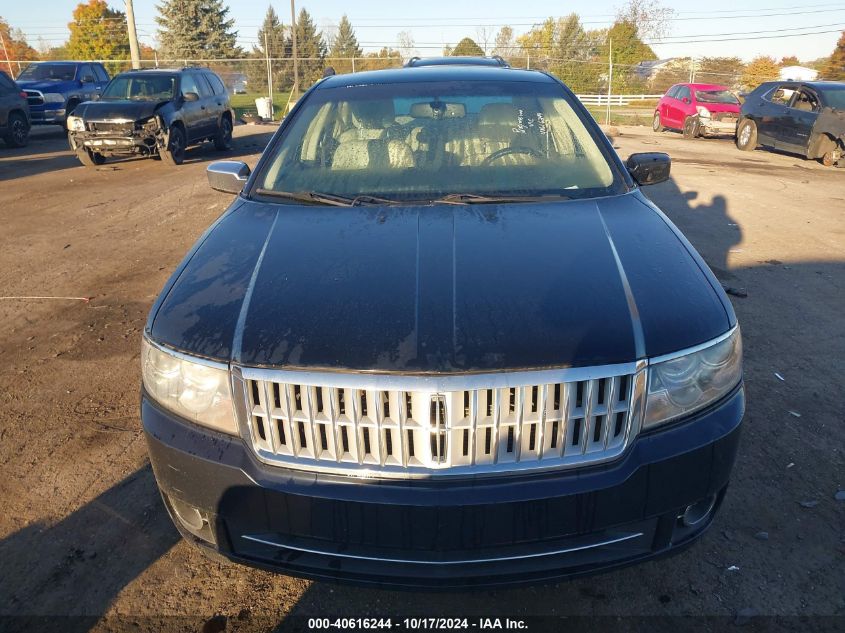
[240, 366, 643, 477]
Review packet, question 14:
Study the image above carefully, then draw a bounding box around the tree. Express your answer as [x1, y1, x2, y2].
[360, 47, 402, 71]
[779, 55, 800, 67]
[293, 8, 326, 88]
[156, 0, 239, 59]
[66, 0, 129, 66]
[616, 0, 675, 41]
[329, 14, 362, 73]
[0, 18, 38, 76]
[492, 26, 515, 60]
[823, 31, 845, 80]
[600, 20, 656, 92]
[741, 55, 780, 89]
[246, 5, 289, 93]
[397, 31, 416, 62]
[451, 37, 484, 57]
[697, 56, 744, 88]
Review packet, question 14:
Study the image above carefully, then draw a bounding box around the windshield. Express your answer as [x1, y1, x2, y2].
[822, 86, 845, 109]
[695, 89, 739, 105]
[254, 81, 622, 203]
[18, 63, 76, 82]
[101, 75, 175, 101]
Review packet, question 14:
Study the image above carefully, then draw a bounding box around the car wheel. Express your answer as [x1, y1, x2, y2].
[76, 148, 106, 167]
[652, 111, 663, 132]
[736, 119, 757, 151]
[214, 117, 233, 151]
[161, 125, 186, 165]
[4, 112, 30, 148]
[682, 116, 700, 139]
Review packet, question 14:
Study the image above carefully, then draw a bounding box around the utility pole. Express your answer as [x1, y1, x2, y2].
[125, 0, 141, 69]
[0, 31, 14, 77]
[265, 31, 273, 121]
[290, 0, 299, 100]
[605, 38, 613, 126]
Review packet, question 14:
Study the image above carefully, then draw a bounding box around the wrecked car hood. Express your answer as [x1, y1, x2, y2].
[73, 99, 167, 122]
[148, 192, 734, 372]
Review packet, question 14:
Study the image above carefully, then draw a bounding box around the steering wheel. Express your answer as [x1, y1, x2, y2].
[480, 146, 544, 166]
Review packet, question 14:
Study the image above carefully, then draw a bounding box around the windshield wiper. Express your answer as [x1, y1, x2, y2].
[253, 189, 401, 206]
[431, 193, 571, 205]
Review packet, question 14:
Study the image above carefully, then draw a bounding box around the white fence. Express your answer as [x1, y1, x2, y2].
[575, 94, 663, 106]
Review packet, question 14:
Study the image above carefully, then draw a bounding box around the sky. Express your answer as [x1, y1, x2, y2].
[4, 0, 844, 63]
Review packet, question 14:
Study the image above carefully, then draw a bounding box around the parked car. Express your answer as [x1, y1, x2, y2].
[66, 67, 234, 166]
[653, 83, 741, 139]
[736, 81, 845, 166]
[0, 70, 30, 148]
[142, 60, 744, 588]
[15, 61, 109, 126]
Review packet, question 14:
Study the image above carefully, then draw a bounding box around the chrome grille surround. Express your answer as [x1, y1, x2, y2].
[232, 362, 647, 479]
[24, 90, 44, 106]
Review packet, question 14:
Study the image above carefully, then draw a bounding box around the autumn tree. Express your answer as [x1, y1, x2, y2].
[741, 55, 780, 89]
[0, 18, 38, 76]
[451, 37, 484, 57]
[156, 0, 239, 59]
[66, 1, 129, 65]
[823, 31, 845, 80]
[360, 47, 402, 71]
[293, 8, 326, 88]
[491, 26, 515, 60]
[329, 15, 361, 73]
[779, 55, 800, 67]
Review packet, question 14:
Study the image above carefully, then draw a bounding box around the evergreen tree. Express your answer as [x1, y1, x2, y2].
[451, 37, 485, 57]
[293, 8, 326, 88]
[247, 5, 289, 92]
[329, 15, 361, 73]
[155, 0, 239, 59]
[823, 31, 845, 80]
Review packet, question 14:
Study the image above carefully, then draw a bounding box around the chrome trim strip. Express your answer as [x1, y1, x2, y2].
[648, 326, 738, 365]
[240, 531, 644, 565]
[237, 361, 643, 393]
[143, 335, 229, 371]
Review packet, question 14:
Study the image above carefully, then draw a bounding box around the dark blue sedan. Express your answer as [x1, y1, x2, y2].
[141, 59, 744, 588]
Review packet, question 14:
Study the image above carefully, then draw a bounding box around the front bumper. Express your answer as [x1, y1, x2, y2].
[700, 117, 738, 136]
[30, 107, 66, 124]
[68, 129, 159, 155]
[143, 384, 744, 589]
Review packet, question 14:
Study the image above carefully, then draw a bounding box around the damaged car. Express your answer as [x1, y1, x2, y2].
[66, 67, 234, 167]
[653, 83, 740, 139]
[736, 81, 845, 166]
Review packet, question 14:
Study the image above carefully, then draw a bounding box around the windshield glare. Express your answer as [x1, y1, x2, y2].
[255, 81, 621, 202]
[101, 75, 175, 101]
[695, 89, 739, 105]
[18, 63, 76, 81]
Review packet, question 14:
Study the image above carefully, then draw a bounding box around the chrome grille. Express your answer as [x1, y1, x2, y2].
[88, 121, 134, 134]
[24, 90, 44, 106]
[235, 364, 646, 478]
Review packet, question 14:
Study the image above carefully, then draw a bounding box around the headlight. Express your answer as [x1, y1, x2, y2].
[42, 92, 66, 104]
[644, 328, 742, 429]
[141, 337, 237, 435]
[66, 115, 85, 131]
[696, 106, 711, 118]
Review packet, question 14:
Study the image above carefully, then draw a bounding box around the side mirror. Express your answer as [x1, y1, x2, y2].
[183, 91, 199, 102]
[81, 74, 95, 83]
[682, 97, 690, 104]
[207, 161, 250, 193]
[626, 152, 671, 186]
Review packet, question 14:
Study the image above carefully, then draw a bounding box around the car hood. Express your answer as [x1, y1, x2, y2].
[17, 79, 78, 92]
[148, 191, 733, 372]
[73, 99, 166, 121]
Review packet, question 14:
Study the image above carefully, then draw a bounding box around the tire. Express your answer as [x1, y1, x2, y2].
[161, 125, 186, 165]
[682, 116, 700, 139]
[213, 116, 233, 151]
[75, 148, 106, 167]
[652, 111, 663, 132]
[736, 119, 758, 151]
[3, 111, 30, 148]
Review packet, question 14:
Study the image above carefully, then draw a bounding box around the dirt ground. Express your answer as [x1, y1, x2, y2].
[0, 123, 843, 632]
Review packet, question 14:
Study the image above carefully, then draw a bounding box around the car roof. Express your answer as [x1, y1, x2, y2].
[318, 64, 554, 89]
[405, 56, 509, 68]
[29, 60, 85, 65]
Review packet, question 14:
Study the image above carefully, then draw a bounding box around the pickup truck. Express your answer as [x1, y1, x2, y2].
[15, 61, 110, 126]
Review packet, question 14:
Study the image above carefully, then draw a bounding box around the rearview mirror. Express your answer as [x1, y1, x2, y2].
[626, 152, 670, 186]
[183, 91, 199, 102]
[207, 161, 250, 193]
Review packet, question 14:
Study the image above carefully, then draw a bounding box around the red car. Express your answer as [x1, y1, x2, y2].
[653, 83, 741, 138]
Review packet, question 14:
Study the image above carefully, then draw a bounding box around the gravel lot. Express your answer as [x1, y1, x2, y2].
[0, 123, 843, 632]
